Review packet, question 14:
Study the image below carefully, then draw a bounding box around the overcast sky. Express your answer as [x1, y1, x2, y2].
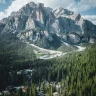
[0, 0, 96, 25]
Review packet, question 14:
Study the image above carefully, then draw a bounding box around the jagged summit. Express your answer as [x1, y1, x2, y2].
[53, 6, 74, 17]
[11, 2, 51, 17]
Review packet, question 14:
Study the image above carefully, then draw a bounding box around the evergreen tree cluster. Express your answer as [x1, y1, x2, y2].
[0, 44, 96, 96]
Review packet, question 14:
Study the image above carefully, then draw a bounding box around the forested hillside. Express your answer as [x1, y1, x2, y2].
[0, 44, 96, 96]
[0, 32, 36, 65]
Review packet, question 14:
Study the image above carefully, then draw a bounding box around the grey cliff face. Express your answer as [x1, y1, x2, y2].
[0, 1, 96, 49]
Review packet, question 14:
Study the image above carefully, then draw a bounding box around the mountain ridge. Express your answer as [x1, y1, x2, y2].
[0, 1, 96, 51]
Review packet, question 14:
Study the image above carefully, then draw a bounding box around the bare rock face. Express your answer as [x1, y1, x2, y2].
[68, 33, 80, 44]
[53, 6, 74, 17]
[89, 37, 96, 43]
[26, 16, 36, 29]
[0, 1, 96, 49]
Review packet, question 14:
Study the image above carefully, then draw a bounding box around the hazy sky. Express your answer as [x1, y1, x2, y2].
[0, 0, 96, 25]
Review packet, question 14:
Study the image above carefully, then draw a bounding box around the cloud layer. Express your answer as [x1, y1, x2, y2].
[0, 0, 96, 25]
[67, 0, 96, 13]
[82, 15, 96, 25]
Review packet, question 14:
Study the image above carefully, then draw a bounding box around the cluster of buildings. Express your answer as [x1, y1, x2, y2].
[0, 85, 28, 95]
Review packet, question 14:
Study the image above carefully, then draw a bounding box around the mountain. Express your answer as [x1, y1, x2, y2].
[0, 2, 96, 51]
[0, 2, 96, 95]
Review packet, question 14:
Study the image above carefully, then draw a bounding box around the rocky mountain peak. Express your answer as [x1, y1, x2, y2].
[53, 6, 74, 18]
[0, 1, 96, 50]
[12, 2, 47, 17]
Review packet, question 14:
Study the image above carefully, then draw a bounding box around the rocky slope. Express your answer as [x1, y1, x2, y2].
[0, 2, 96, 50]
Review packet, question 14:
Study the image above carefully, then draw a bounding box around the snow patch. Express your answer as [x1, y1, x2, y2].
[26, 42, 86, 59]
[76, 45, 86, 51]
[29, 43, 62, 54]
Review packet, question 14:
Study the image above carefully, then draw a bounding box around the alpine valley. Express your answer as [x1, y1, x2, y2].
[0, 1, 96, 96]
